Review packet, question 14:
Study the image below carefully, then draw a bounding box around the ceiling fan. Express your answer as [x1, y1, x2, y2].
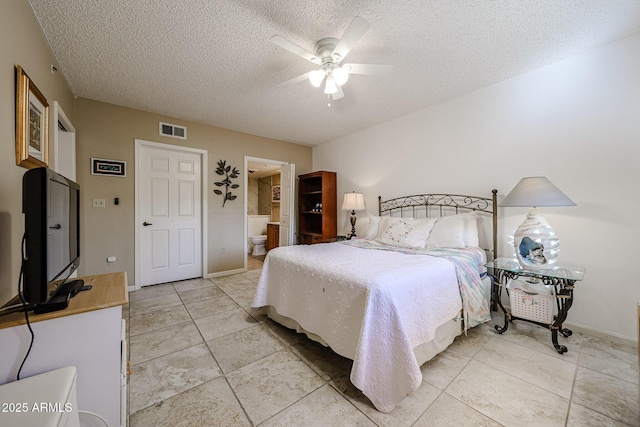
[271, 16, 393, 101]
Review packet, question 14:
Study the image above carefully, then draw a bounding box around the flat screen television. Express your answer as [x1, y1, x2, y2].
[22, 167, 82, 313]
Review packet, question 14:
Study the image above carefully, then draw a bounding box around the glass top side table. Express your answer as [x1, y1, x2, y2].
[484, 257, 586, 354]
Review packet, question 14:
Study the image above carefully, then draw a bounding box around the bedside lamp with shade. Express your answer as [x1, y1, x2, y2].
[501, 177, 575, 270]
[342, 192, 366, 238]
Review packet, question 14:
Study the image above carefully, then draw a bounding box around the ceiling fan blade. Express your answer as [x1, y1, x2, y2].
[270, 35, 321, 64]
[333, 16, 371, 63]
[332, 85, 344, 100]
[344, 63, 393, 76]
[278, 71, 313, 87]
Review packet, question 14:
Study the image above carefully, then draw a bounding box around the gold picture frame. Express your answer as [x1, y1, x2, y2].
[16, 65, 49, 169]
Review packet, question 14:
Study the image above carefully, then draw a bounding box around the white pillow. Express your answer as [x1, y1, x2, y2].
[375, 217, 437, 249]
[461, 212, 479, 247]
[364, 215, 382, 240]
[426, 214, 467, 249]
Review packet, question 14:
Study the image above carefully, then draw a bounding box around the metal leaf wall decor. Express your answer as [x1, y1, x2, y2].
[214, 159, 240, 207]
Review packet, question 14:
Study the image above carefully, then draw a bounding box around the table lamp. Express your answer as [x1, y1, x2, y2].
[501, 177, 575, 270]
[342, 192, 365, 238]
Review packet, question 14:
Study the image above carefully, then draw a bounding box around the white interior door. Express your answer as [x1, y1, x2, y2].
[56, 130, 76, 180]
[53, 102, 76, 181]
[138, 144, 202, 286]
[279, 163, 295, 246]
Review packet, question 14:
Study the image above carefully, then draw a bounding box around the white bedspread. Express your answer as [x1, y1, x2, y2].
[251, 241, 468, 413]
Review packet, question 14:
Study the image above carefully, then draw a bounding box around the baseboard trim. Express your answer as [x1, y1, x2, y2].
[206, 268, 246, 278]
[563, 321, 636, 347]
[499, 301, 637, 346]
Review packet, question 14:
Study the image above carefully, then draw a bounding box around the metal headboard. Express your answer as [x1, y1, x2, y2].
[378, 190, 498, 260]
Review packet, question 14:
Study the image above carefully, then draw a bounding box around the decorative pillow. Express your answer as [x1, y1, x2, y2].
[364, 215, 382, 240]
[426, 214, 467, 249]
[461, 212, 479, 247]
[375, 217, 437, 249]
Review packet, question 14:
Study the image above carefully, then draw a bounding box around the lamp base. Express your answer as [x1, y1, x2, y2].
[349, 210, 357, 238]
[514, 208, 560, 270]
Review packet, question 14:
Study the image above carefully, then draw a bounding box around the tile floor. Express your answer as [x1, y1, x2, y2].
[124, 265, 639, 426]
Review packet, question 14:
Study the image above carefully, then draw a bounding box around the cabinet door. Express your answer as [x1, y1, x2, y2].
[279, 164, 295, 246]
[267, 224, 280, 251]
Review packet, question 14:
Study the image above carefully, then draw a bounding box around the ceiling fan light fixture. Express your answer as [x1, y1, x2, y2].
[309, 69, 325, 87]
[271, 17, 388, 102]
[324, 76, 338, 94]
[333, 65, 350, 86]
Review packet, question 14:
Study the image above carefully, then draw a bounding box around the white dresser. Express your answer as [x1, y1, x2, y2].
[0, 272, 128, 427]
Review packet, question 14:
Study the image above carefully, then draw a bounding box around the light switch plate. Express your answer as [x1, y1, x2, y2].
[93, 198, 106, 208]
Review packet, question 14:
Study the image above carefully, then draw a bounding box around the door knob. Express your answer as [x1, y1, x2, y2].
[143, 221, 153, 226]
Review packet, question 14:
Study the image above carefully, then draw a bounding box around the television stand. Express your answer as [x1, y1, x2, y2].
[33, 279, 85, 314]
[0, 271, 128, 427]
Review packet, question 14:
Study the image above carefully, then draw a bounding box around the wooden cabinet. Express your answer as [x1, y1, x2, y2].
[298, 171, 337, 244]
[267, 223, 279, 252]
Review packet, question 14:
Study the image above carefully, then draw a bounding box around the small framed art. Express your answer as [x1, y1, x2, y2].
[91, 158, 126, 177]
[272, 185, 281, 202]
[16, 65, 50, 169]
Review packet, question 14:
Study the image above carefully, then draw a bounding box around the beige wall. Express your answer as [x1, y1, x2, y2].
[0, 0, 74, 305]
[74, 98, 312, 284]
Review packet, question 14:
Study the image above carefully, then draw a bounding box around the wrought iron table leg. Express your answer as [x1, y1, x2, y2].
[494, 313, 509, 334]
[493, 277, 509, 334]
[560, 328, 573, 338]
[551, 281, 574, 350]
[551, 329, 567, 354]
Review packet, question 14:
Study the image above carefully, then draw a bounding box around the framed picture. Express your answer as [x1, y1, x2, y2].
[272, 185, 281, 202]
[16, 66, 49, 169]
[91, 158, 126, 177]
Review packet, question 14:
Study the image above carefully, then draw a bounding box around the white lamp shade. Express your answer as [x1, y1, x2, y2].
[324, 76, 338, 94]
[501, 177, 575, 207]
[333, 66, 350, 86]
[342, 192, 365, 211]
[309, 69, 325, 88]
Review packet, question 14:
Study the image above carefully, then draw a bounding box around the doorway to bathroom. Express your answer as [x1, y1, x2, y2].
[244, 157, 295, 271]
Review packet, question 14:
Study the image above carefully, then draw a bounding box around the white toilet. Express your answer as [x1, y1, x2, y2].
[248, 215, 270, 256]
[250, 235, 267, 256]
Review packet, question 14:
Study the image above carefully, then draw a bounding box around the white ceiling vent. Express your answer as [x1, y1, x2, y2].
[159, 122, 187, 139]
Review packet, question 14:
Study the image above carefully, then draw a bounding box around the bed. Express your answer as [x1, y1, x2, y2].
[251, 191, 498, 413]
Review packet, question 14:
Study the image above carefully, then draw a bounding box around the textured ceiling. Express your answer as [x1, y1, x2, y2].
[28, 0, 640, 146]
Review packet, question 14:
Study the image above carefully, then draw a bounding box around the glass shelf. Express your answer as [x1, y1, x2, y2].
[484, 257, 585, 282]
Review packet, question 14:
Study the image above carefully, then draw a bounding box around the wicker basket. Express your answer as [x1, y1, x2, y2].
[509, 288, 555, 324]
